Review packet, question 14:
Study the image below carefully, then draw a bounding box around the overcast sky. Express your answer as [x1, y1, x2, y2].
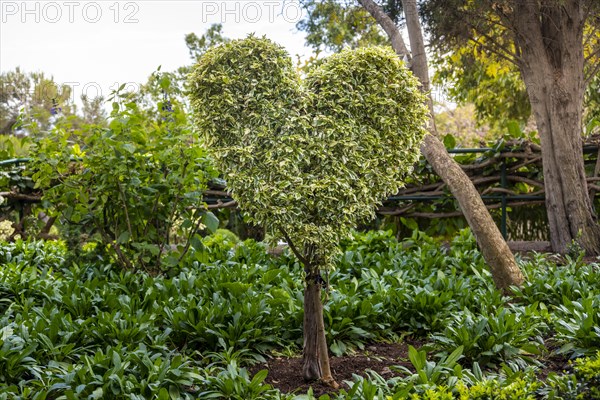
[0, 0, 312, 104]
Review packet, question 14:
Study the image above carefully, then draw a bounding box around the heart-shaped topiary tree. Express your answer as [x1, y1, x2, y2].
[188, 36, 428, 385]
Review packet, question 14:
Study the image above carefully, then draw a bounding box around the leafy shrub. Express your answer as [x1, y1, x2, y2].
[396, 345, 465, 388]
[432, 306, 546, 369]
[198, 362, 278, 400]
[554, 296, 600, 357]
[512, 257, 600, 306]
[29, 83, 216, 272]
[455, 377, 540, 400]
[0, 239, 66, 270]
[541, 351, 600, 399]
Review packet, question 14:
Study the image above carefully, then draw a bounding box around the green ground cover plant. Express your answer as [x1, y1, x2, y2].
[0, 230, 599, 399]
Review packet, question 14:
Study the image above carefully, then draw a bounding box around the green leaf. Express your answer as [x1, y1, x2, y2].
[586, 117, 600, 135]
[160, 76, 171, 90]
[408, 345, 425, 370]
[121, 143, 136, 154]
[400, 217, 418, 231]
[168, 385, 180, 399]
[158, 388, 169, 400]
[202, 212, 220, 233]
[117, 231, 131, 244]
[506, 120, 522, 138]
[251, 369, 268, 385]
[444, 345, 464, 367]
[221, 282, 252, 294]
[443, 133, 456, 149]
[190, 235, 204, 251]
[91, 388, 104, 399]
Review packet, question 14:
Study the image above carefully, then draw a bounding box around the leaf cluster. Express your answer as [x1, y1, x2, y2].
[296, 0, 389, 52]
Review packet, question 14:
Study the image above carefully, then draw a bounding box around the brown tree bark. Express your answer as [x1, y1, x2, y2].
[358, 0, 410, 59]
[512, 1, 600, 254]
[302, 265, 338, 387]
[359, 0, 525, 289]
[281, 233, 338, 387]
[420, 135, 525, 288]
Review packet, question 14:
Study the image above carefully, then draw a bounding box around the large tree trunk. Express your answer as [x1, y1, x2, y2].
[359, 0, 524, 289]
[420, 135, 525, 288]
[513, 1, 600, 254]
[302, 266, 337, 387]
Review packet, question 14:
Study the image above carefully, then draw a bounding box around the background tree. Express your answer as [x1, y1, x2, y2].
[128, 24, 230, 118]
[189, 37, 428, 385]
[432, 15, 600, 135]
[434, 103, 491, 146]
[298, 0, 389, 52]
[586, 74, 600, 134]
[298, 2, 600, 252]
[421, 0, 600, 254]
[185, 23, 230, 63]
[433, 48, 531, 131]
[0, 68, 75, 135]
[79, 94, 107, 126]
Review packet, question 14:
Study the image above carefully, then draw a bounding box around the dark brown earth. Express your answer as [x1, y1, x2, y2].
[250, 341, 417, 397]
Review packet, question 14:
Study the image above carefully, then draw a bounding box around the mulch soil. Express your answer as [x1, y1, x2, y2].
[250, 341, 417, 397]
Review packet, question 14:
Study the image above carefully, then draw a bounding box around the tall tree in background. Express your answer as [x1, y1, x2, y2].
[0, 68, 74, 135]
[433, 46, 532, 130]
[433, 15, 600, 135]
[421, 0, 600, 254]
[298, 1, 389, 51]
[185, 23, 230, 63]
[301, 0, 524, 289]
[0, 68, 109, 138]
[132, 24, 230, 113]
[79, 95, 107, 126]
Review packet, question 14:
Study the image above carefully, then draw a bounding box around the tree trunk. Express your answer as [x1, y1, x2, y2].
[421, 135, 525, 288]
[358, 0, 410, 59]
[403, 0, 523, 288]
[360, 0, 524, 289]
[513, 1, 600, 254]
[302, 267, 337, 387]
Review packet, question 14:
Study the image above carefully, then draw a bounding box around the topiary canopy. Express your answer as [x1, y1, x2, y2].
[188, 36, 428, 265]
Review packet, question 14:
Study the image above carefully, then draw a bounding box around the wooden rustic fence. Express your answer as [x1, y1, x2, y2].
[2, 138, 600, 240]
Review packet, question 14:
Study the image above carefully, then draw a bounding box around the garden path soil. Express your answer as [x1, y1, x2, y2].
[250, 342, 415, 397]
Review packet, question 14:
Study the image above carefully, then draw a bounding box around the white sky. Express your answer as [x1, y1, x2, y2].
[0, 0, 312, 105]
